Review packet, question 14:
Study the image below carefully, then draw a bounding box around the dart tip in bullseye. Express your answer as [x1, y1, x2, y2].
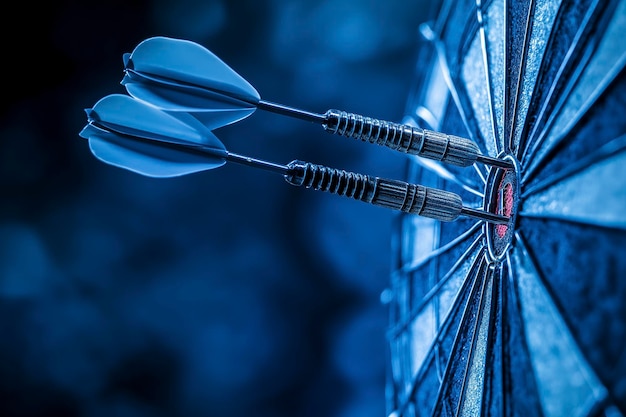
[476, 155, 514, 169]
[461, 207, 510, 224]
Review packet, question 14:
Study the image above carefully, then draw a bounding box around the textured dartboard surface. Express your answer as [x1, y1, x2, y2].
[387, 0, 626, 416]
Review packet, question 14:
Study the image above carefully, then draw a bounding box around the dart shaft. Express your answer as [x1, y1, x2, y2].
[284, 160, 508, 223]
[476, 154, 514, 169]
[258, 100, 326, 124]
[460, 207, 509, 224]
[225, 152, 289, 174]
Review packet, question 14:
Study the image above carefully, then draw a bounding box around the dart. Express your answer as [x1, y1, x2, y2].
[79, 94, 509, 224]
[121, 36, 511, 169]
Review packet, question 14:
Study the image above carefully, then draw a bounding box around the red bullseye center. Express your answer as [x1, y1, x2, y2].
[496, 182, 514, 238]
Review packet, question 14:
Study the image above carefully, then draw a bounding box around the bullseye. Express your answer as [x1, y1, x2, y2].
[484, 154, 520, 263]
[496, 182, 514, 238]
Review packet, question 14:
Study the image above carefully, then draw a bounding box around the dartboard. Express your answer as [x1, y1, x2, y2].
[387, 0, 626, 415]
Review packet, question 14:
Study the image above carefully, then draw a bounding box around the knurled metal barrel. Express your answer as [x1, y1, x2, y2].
[284, 161, 463, 222]
[323, 109, 480, 167]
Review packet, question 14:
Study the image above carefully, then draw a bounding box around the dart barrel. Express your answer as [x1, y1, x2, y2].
[284, 161, 463, 222]
[323, 109, 480, 167]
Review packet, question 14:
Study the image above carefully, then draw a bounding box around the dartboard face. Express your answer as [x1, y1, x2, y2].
[388, 0, 626, 415]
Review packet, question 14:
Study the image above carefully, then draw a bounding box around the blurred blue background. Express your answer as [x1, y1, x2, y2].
[1, 1, 437, 416]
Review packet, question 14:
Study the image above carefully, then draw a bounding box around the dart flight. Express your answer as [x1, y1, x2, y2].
[122, 36, 260, 129]
[80, 94, 229, 177]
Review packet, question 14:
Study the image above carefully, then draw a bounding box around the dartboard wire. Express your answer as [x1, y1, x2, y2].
[434, 0, 457, 36]
[429, 9, 494, 181]
[520, 0, 605, 166]
[431, 254, 489, 416]
[520, 208, 626, 235]
[395, 247, 486, 416]
[520, 46, 593, 179]
[388, 233, 484, 340]
[428, 178, 447, 330]
[476, 0, 503, 155]
[435, 241, 482, 388]
[403, 0, 452, 122]
[396, 221, 483, 276]
[472, 163, 488, 185]
[431, 175, 444, 371]
[516, 0, 566, 162]
[521, 134, 626, 199]
[507, 0, 536, 157]
[389, 203, 410, 408]
[419, 23, 489, 184]
[453, 263, 496, 417]
[409, 155, 485, 197]
[497, 262, 506, 415]
[504, 248, 545, 415]
[459, 33, 496, 176]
